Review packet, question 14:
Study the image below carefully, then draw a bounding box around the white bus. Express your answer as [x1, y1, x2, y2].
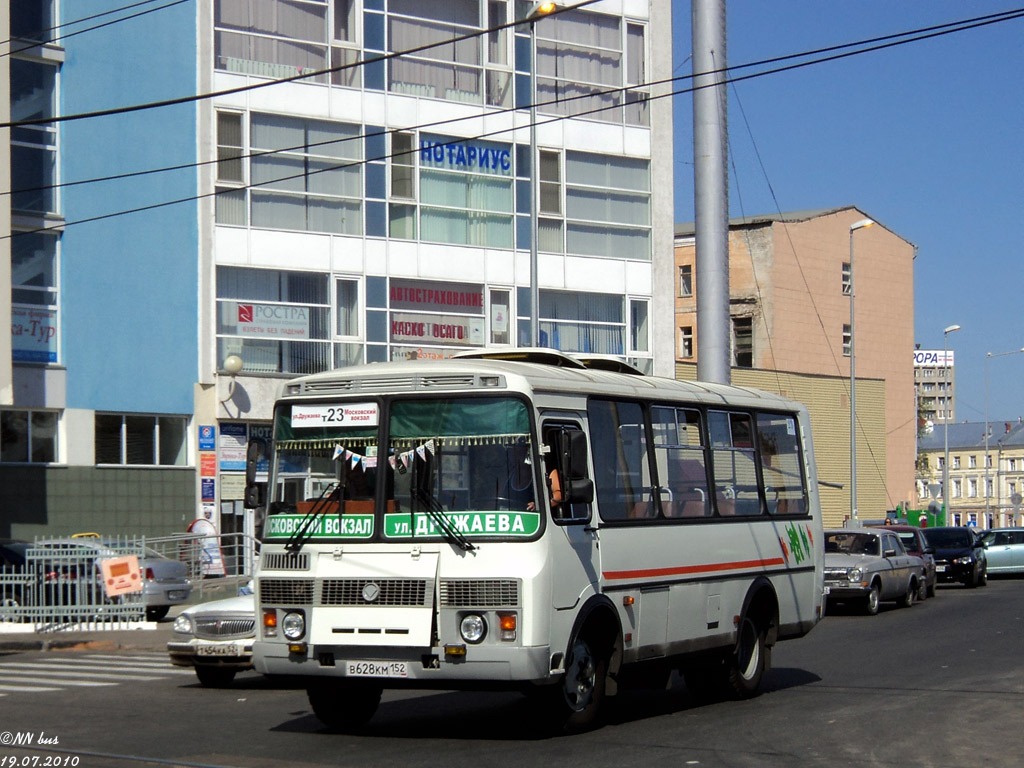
[246, 350, 825, 732]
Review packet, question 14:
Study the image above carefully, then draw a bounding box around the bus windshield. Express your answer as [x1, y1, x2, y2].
[263, 396, 540, 544]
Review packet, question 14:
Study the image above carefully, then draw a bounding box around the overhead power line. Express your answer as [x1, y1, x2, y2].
[0, 0, 601, 129]
[5, 4, 1024, 239]
[8, 3, 1024, 201]
[3, 0, 193, 60]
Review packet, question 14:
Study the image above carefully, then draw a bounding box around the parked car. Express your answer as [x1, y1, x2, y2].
[869, 524, 937, 598]
[0, 540, 31, 619]
[34, 538, 193, 620]
[168, 593, 256, 687]
[978, 527, 1024, 575]
[922, 526, 988, 587]
[824, 528, 927, 614]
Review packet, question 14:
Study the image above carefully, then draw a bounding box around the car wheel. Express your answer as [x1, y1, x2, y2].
[926, 580, 936, 598]
[307, 680, 383, 731]
[979, 568, 988, 587]
[916, 578, 928, 602]
[195, 666, 237, 688]
[146, 606, 169, 621]
[898, 581, 916, 608]
[863, 583, 881, 615]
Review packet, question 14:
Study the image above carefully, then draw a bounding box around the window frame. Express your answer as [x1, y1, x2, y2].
[94, 413, 189, 467]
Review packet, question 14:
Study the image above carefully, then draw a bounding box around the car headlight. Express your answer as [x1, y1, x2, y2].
[459, 613, 487, 644]
[846, 568, 863, 583]
[173, 614, 194, 635]
[282, 611, 306, 641]
[953, 556, 974, 565]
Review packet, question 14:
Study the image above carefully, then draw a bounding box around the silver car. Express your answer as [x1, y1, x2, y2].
[34, 538, 192, 621]
[824, 528, 927, 615]
[979, 528, 1024, 574]
[168, 594, 256, 687]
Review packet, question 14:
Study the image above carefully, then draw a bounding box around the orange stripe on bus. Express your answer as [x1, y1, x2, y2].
[602, 558, 787, 581]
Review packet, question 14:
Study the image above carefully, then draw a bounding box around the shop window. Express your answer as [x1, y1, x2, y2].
[95, 414, 187, 466]
[1, 409, 58, 464]
[216, 266, 334, 375]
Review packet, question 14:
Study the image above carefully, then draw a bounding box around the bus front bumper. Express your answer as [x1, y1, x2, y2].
[254, 640, 555, 684]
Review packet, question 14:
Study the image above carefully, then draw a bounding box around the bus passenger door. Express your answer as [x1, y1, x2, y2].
[542, 420, 600, 610]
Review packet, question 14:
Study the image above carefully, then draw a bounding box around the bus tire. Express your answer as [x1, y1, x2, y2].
[724, 615, 766, 699]
[307, 680, 382, 731]
[540, 635, 607, 733]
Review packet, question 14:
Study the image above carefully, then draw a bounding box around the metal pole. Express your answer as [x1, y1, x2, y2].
[943, 333, 951, 519]
[941, 324, 960, 518]
[847, 219, 872, 522]
[529, 20, 540, 348]
[692, 0, 729, 384]
[849, 229, 856, 522]
[985, 352, 991, 521]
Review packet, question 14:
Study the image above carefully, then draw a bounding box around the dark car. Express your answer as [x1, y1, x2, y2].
[922, 526, 988, 588]
[870, 525, 937, 598]
[0, 540, 31, 618]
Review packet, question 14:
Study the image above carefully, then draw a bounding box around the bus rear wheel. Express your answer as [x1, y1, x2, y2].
[724, 615, 767, 699]
[307, 680, 383, 731]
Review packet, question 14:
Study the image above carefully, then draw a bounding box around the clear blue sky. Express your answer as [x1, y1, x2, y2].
[672, 2, 1024, 425]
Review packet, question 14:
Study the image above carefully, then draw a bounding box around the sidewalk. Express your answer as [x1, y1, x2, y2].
[0, 620, 174, 653]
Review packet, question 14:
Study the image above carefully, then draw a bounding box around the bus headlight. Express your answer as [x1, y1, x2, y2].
[460, 613, 487, 644]
[282, 611, 306, 641]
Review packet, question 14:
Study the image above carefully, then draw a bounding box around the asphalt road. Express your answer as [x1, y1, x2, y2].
[0, 578, 1022, 768]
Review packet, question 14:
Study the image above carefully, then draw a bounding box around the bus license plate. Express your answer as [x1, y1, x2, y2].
[346, 661, 408, 678]
[198, 644, 239, 656]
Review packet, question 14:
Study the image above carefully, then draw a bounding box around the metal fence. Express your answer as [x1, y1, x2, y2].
[0, 532, 259, 631]
[0, 537, 147, 630]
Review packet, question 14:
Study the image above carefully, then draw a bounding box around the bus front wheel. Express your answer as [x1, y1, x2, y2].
[307, 680, 382, 731]
[538, 635, 607, 733]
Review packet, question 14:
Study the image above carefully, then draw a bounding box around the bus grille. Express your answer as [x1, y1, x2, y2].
[440, 579, 520, 607]
[320, 578, 429, 607]
[260, 578, 315, 605]
[262, 552, 310, 571]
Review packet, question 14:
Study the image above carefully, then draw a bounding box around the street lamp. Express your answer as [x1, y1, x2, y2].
[984, 346, 1024, 522]
[848, 217, 873, 521]
[942, 324, 961, 521]
[526, 1, 557, 347]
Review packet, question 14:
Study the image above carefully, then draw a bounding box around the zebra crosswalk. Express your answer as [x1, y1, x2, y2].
[0, 652, 194, 697]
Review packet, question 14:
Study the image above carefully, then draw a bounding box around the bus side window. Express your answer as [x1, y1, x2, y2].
[543, 424, 591, 522]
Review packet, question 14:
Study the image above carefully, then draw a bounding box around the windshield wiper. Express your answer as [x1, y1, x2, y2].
[284, 482, 340, 553]
[412, 487, 475, 552]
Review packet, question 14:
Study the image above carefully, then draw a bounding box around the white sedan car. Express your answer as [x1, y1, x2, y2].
[168, 593, 256, 687]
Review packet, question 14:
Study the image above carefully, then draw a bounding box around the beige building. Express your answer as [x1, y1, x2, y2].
[674, 207, 916, 528]
[917, 420, 1024, 529]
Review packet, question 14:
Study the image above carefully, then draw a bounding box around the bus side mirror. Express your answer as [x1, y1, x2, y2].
[556, 430, 594, 506]
[244, 438, 267, 509]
